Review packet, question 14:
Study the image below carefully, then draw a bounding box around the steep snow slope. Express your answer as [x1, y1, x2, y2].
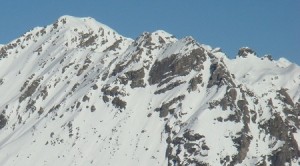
[0, 16, 299, 166]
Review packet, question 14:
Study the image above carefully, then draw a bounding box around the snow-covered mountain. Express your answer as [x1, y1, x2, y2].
[0, 15, 299, 166]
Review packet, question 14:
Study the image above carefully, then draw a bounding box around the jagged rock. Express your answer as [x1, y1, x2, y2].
[263, 55, 273, 61]
[183, 130, 204, 141]
[237, 47, 256, 57]
[92, 84, 98, 90]
[112, 97, 127, 109]
[82, 95, 90, 102]
[91, 105, 96, 112]
[40, 86, 48, 100]
[77, 57, 92, 76]
[0, 113, 7, 130]
[19, 77, 43, 102]
[232, 130, 252, 164]
[78, 32, 98, 48]
[0, 47, 8, 60]
[187, 74, 203, 92]
[154, 80, 185, 94]
[207, 61, 235, 88]
[38, 108, 44, 115]
[20, 74, 35, 92]
[210, 87, 238, 111]
[277, 88, 294, 107]
[155, 95, 185, 117]
[62, 62, 75, 74]
[149, 48, 206, 85]
[102, 95, 109, 103]
[111, 48, 143, 76]
[184, 143, 198, 154]
[101, 85, 122, 97]
[261, 113, 300, 166]
[124, 68, 145, 88]
[26, 99, 37, 112]
[103, 39, 122, 52]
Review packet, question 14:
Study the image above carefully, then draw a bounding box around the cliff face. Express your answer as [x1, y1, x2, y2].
[0, 15, 299, 166]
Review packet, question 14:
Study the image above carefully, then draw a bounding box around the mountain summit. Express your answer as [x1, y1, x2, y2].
[0, 16, 299, 166]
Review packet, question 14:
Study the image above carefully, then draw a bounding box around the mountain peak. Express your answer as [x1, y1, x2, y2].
[46, 15, 133, 52]
[56, 15, 114, 32]
[276, 57, 292, 68]
[151, 30, 177, 43]
[152, 30, 175, 39]
[237, 47, 256, 57]
[262, 54, 273, 61]
[57, 15, 80, 22]
[133, 30, 177, 50]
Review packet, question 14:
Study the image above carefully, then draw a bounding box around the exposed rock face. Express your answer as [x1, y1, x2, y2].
[155, 95, 185, 117]
[112, 97, 127, 109]
[149, 47, 207, 85]
[263, 55, 273, 61]
[238, 47, 256, 57]
[19, 77, 44, 102]
[187, 74, 203, 92]
[0, 16, 299, 166]
[207, 61, 235, 88]
[0, 113, 7, 130]
[124, 68, 145, 88]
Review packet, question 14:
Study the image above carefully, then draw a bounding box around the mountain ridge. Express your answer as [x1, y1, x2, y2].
[0, 15, 299, 166]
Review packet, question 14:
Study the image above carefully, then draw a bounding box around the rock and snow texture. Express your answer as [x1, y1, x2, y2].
[0, 15, 299, 166]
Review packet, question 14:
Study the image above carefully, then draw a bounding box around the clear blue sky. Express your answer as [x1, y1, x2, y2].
[0, 1, 299, 64]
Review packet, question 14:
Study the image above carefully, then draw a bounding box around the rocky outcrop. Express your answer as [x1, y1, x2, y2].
[112, 97, 127, 110]
[261, 113, 300, 166]
[19, 77, 44, 102]
[263, 55, 273, 61]
[124, 68, 145, 88]
[0, 113, 7, 130]
[207, 61, 235, 88]
[155, 95, 185, 118]
[154, 80, 185, 94]
[237, 47, 256, 57]
[149, 48, 207, 85]
[187, 74, 203, 92]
